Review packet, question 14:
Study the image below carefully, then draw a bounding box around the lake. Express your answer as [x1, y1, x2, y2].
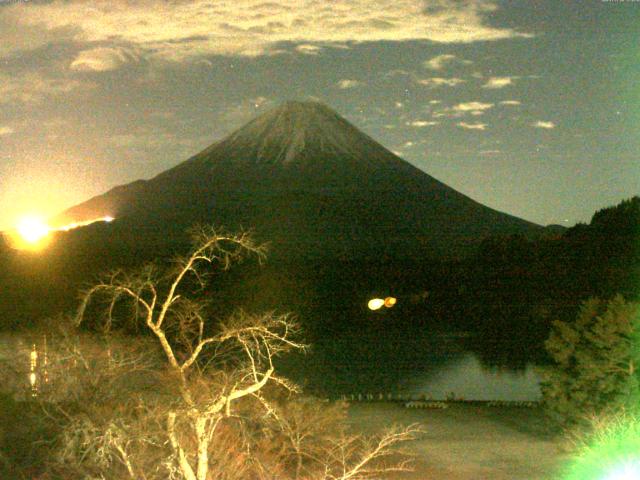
[0, 329, 543, 402]
[281, 330, 543, 401]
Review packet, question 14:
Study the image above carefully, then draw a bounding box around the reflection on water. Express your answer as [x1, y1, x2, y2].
[1, 329, 542, 402]
[0, 334, 49, 399]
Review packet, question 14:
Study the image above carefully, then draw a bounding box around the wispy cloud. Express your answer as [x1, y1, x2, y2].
[482, 76, 516, 89]
[295, 44, 322, 55]
[70, 47, 141, 72]
[4, 1, 532, 64]
[453, 101, 494, 112]
[385, 69, 412, 78]
[220, 97, 276, 129]
[432, 101, 494, 119]
[0, 72, 95, 104]
[407, 120, 439, 127]
[533, 121, 556, 129]
[417, 77, 466, 87]
[457, 122, 487, 130]
[337, 79, 362, 89]
[499, 100, 521, 106]
[423, 54, 472, 70]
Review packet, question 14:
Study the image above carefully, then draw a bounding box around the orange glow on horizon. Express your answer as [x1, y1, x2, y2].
[5, 215, 115, 251]
[16, 216, 50, 244]
[57, 216, 115, 231]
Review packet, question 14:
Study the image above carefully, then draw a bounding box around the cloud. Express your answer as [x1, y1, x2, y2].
[453, 101, 494, 112]
[0, 6, 78, 59]
[433, 101, 494, 119]
[417, 77, 466, 87]
[0, 126, 15, 136]
[423, 54, 472, 70]
[337, 79, 362, 89]
[533, 120, 556, 129]
[482, 76, 515, 89]
[219, 97, 277, 130]
[385, 69, 412, 77]
[407, 120, 438, 127]
[499, 100, 521, 105]
[5, 0, 533, 63]
[70, 46, 140, 72]
[457, 122, 487, 130]
[295, 44, 322, 55]
[0, 72, 95, 104]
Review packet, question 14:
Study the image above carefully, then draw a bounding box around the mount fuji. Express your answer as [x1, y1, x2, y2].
[55, 101, 542, 260]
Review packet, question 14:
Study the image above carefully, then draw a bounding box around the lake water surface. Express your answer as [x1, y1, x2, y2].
[1, 329, 543, 402]
[283, 330, 543, 401]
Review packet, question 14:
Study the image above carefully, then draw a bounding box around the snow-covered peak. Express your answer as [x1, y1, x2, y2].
[222, 100, 371, 164]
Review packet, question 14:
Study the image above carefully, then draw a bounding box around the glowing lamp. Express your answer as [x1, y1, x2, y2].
[368, 298, 385, 311]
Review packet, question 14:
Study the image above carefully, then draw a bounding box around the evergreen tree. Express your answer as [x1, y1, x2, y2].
[540, 295, 640, 428]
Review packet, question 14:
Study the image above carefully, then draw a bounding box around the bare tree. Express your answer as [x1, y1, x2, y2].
[70, 227, 305, 480]
[321, 424, 422, 480]
[45, 226, 421, 480]
[267, 398, 421, 480]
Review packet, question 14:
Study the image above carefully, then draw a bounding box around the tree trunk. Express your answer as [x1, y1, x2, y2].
[196, 416, 210, 480]
[168, 411, 197, 480]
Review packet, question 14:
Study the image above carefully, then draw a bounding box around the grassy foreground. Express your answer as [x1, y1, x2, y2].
[347, 402, 569, 480]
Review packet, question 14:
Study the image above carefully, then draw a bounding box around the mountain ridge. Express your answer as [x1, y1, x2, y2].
[55, 100, 542, 259]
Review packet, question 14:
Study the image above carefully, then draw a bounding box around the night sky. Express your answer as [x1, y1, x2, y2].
[1, 0, 638, 230]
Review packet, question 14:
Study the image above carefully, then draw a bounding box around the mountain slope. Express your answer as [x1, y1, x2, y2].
[55, 100, 542, 259]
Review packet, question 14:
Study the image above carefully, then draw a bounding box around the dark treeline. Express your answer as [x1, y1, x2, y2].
[463, 196, 640, 368]
[0, 197, 638, 374]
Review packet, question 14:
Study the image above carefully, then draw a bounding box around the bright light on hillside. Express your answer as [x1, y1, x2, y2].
[6, 214, 116, 251]
[16, 216, 50, 244]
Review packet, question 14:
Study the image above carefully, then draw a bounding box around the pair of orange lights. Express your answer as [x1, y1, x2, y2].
[367, 297, 397, 311]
